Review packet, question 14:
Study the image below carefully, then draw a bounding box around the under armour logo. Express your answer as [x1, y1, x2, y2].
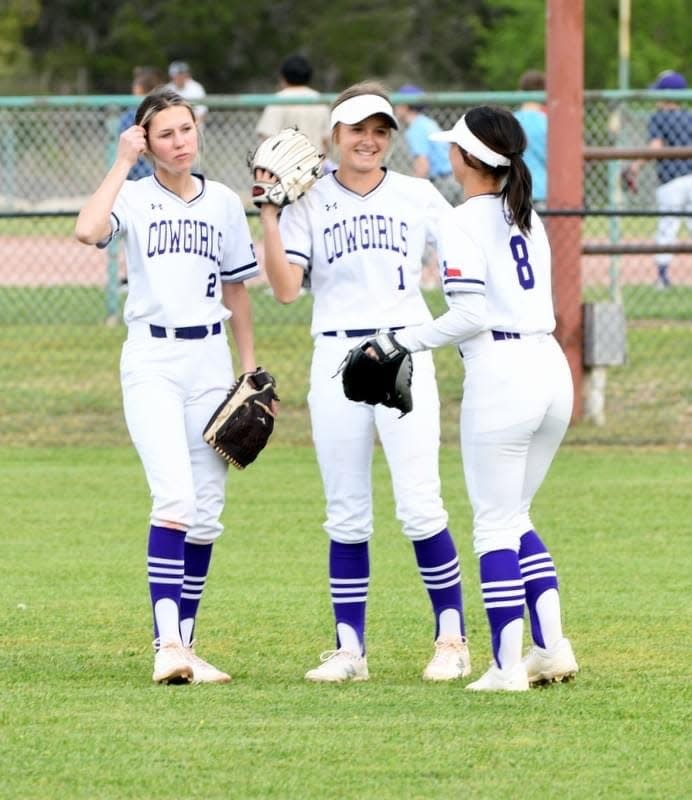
[325, 202, 338, 211]
[150, 203, 163, 210]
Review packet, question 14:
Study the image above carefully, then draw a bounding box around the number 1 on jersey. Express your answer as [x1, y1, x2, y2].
[397, 265, 405, 291]
[509, 235, 535, 290]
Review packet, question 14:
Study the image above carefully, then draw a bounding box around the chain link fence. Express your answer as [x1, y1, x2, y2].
[1, 91, 690, 447]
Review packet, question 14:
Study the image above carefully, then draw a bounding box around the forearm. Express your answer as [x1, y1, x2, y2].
[395, 292, 486, 352]
[223, 282, 256, 373]
[413, 155, 431, 179]
[75, 157, 132, 244]
[259, 207, 304, 303]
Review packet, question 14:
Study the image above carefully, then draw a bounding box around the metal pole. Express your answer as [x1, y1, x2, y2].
[547, 0, 585, 421]
[607, 0, 631, 303]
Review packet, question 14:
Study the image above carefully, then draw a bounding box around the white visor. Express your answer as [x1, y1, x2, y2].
[430, 115, 511, 168]
[330, 94, 399, 130]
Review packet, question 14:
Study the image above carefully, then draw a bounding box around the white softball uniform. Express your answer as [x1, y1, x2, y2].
[280, 169, 452, 542]
[100, 174, 259, 542]
[396, 194, 573, 556]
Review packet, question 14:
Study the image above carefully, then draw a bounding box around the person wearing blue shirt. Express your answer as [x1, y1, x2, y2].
[513, 70, 547, 207]
[395, 85, 463, 206]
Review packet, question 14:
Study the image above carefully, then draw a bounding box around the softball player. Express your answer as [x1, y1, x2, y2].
[392, 105, 579, 691]
[75, 89, 259, 684]
[257, 82, 470, 683]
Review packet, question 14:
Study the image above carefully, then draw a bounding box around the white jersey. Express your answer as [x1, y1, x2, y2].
[101, 174, 258, 327]
[440, 194, 555, 334]
[279, 169, 452, 336]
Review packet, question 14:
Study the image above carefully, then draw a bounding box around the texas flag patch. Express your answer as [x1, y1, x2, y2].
[443, 261, 462, 278]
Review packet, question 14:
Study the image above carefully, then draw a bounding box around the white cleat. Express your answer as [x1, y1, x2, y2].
[152, 641, 193, 685]
[466, 662, 529, 692]
[304, 649, 369, 683]
[423, 635, 472, 681]
[523, 637, 579, 686]
[185, 642, 231, 684]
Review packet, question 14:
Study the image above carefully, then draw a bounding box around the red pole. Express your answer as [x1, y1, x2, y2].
[546, 0, 584, 420]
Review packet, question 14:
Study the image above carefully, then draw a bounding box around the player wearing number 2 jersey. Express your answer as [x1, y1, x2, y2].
[76, 89, 259, 685]
[258, 82, 470, 683]
[393, 105, 579, 691]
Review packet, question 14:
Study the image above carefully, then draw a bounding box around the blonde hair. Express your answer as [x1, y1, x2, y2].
[331, 80, 391, 111]
[135, 88, 196, 129]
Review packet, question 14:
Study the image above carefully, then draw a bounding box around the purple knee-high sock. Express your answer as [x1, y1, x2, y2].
[519, 529, 559, 648]
[147, 525, 185, 642]
[479, 549, 525, 667]
[179, 541, 214, 647]
[329, 540, 369, 652]
[413, 529, 465, 637]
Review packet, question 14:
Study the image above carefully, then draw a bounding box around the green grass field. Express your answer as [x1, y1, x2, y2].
[1, 281, 691, 448]
[2, 445, 690, 799]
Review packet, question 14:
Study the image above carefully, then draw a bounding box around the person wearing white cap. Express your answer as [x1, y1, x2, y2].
[256, 80, 470, 684]
[370, 105, 578, 691]
[167, 61, 208, 127]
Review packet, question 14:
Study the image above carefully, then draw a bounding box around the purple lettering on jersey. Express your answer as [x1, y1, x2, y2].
[144, 218, 222, 265]
[147, 222, 157, 257]
[321, 215, 408, 263]
[156, 222, 168, 254]
[388, 217, 399, 254]
[333, 224, 344, 259]
[323, 227, 335, 263]
[343, 218, 357, 253]
[375, 215, 388, 248]
[183, 220, 193, 252]
[169, 221, 181, 253]
[199, 221, 209, 258]
[358, 215, 370, 248]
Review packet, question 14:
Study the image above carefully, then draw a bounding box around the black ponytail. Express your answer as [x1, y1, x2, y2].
[464, 106, 534, 235]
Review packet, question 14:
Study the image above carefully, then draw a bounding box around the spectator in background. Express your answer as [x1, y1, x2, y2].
[394, 84, 462, 206]
[256, 54, 332, 170]
[623, 70, 692, 289]
[395, 84, 461, 289]
[513, 70, 547, 208]
[119, 66, 164, 181]
[167, 61, 208, 127]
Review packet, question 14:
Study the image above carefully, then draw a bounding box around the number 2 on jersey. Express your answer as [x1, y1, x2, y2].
[206, 273, 217, 298]
[509, 235, 535, 290]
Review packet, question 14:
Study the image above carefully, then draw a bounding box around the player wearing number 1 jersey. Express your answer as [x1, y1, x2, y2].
[258, 82, 470, 683]
[392, 105, 579, 691]
[76, 89, 259, 685]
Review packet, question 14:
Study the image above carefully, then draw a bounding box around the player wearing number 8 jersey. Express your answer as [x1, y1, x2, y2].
[392, 105, 579, 691]
[76, 89, 260, 685]
[258, 81, 470, 683]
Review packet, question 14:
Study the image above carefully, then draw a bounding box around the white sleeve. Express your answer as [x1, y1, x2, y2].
[278, 199, 312, 271]
[95, 184, 129, 249]
[220, 193, 260, 282]
[395, 291, 486, 352]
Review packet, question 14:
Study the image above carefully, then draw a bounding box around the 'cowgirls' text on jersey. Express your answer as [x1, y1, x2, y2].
[279, 169, 452, 335]
[101, 174, 258, 327]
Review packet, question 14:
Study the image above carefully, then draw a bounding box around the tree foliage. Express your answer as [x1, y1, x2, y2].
[10, 0, 692, 94]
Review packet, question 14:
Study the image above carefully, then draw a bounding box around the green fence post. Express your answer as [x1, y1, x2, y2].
[105, 106, 120, 324]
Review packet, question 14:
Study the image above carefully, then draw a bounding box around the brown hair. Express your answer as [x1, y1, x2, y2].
[518, 70, 545, 92]
[132, 66, 164, 95]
